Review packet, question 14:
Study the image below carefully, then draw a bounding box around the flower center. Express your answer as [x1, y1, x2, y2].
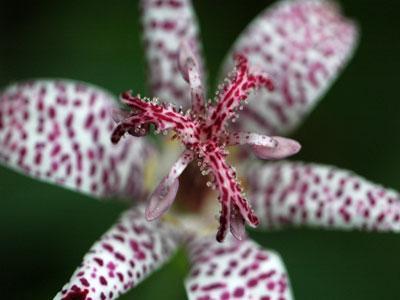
[175, 161, 212, 212]
[111, 46, 300, 242]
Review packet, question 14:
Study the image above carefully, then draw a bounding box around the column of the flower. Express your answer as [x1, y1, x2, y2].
[207, 54, 274, 136]
[111, 91, 196, 144]
[201, 146, 259, 241]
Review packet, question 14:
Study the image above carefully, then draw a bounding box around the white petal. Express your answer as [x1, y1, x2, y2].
[0, 80, 154, 198]
[140, 0, 206, 109]
[247, 161, 400, 231]
[220, 0, 359, 135]
[54, 206, 180, 300]
[185, 236, 294, 300]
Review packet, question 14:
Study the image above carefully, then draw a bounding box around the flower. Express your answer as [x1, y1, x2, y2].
[1, 0, 398, 299]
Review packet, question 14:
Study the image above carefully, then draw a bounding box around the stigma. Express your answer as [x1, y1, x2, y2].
[111, 41, 300, 242]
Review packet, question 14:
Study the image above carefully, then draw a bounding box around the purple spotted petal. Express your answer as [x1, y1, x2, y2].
[140, 0, 205, 109]
[220, 0, 359, 135]
[54, 206, 180, 300]
[0, 80, 154, 199]
[247, 161, 400, 231]
[185, 236, 293, 300]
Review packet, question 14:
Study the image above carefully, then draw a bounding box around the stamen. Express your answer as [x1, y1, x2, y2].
[111, 108, 130, 123]
[252, 136, 301, 160]
[145, 177, 179, 221]
[187, 59, 206, 118]
[178, 41, 206, 118]
[225, 132, 278, 148]
[146, 150, 194, 221]
[230, 204, 246, 241]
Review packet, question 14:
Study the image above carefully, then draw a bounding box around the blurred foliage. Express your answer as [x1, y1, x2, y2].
[1, 0, 400, 299]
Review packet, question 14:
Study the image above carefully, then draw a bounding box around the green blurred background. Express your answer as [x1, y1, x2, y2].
[1, 0, 400, 299]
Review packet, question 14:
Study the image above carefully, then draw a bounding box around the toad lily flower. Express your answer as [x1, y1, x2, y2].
[1, 0, 399, 299]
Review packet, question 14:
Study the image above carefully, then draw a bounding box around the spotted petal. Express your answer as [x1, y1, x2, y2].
[220, 0, 359, 135]
[140, 0, 205, 109]
[54, 206, 180, 300]
[185, 236, 293, 300]
[0, 80, 154, 199]
[247, 161, 400, 231]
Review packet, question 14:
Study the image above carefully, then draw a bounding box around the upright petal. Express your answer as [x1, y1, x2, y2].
[247, 161, 400, 231]
[185, 236, 293, 300]
[0, 80, 154, 199]
[140, 0, 205, 109]
[220, 0, 359, 135]
[54, 206, 180, 300]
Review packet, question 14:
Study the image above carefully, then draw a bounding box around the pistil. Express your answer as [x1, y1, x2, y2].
[111, 45, 300, 242]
